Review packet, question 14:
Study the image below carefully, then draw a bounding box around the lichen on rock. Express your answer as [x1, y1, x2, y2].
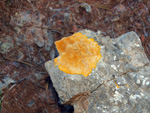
[54, 32, 102, 77]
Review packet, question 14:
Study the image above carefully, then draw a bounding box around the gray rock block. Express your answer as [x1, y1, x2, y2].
[45, 30, 150, 113]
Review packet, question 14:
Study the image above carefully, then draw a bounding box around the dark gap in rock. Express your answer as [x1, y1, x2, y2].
[54, 47, 59, 58]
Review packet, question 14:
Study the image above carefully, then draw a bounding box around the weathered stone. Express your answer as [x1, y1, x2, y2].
[45, 30, 150, 113]
[0, 75, 15, 90]
[80, 3, 92, 13]
[0, 36, 14, 54]
[35, 36, 45, 47]
[44, 30, 53, 51]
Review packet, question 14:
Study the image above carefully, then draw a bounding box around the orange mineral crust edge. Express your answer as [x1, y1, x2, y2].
[54, 32, 102, 77]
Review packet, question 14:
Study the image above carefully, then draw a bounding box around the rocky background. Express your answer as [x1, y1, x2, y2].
[0, 0, 150, 113]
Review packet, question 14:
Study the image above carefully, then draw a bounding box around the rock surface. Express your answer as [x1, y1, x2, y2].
[45, 30, 150, 113]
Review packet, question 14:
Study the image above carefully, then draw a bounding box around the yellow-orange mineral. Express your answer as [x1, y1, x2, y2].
[54, 32, 102, 77]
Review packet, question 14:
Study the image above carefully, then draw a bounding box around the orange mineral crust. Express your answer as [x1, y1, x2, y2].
[54, 32, 102, 77]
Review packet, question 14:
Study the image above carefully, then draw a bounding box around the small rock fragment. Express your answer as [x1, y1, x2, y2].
[80, 3, 92, 13]
[44, 30, 53, 51]
[0, 76, 15, 90]
[35, 36, 45, 47]
[0, 36, 14, 54]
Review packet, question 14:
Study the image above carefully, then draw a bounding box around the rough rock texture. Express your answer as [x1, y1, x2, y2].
[45, 30, 150, 113]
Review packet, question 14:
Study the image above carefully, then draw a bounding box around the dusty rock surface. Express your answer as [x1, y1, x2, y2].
[45, 29, 150, 113]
